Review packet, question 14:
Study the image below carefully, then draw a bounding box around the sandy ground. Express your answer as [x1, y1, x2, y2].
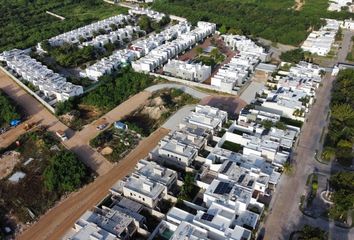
[294, 0, 305, 11]
[18, 127, 169, 240]
[0, 151, 20, 180]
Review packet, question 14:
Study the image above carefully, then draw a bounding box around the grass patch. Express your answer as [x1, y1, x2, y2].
[221, 140, 243, 153]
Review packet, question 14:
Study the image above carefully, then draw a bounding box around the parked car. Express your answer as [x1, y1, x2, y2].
[56, 130, 68, 141]
[96, 123, 108, 131]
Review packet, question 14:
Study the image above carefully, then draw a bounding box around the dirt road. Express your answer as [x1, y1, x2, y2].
[18, 127, 169, 240]
[0, 70, 69, 148]
[64, 91, 152, 175]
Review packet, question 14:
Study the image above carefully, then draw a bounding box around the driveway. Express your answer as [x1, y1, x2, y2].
[145, 83, 209, 99]
[162, 105, 195, 130]
[239, 81, 265, 104]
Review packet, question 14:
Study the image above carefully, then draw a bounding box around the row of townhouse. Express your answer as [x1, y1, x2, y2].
[163, 59, 211, 82]
[0, 49, 83, 102]
[48, 14, 132, 46]
[222, 35, 269, 62]
[132, 22, 216, 73]
[129, 21, 191, 58]
[301, 19, 341, 56]
[82, 25, 140, 48]
[83, 21, 190, 80]
[257, 61, 325, 121]
[211, 35, 270, 93]
[84, 49, 137, 80]
[128, 7, 166, 21]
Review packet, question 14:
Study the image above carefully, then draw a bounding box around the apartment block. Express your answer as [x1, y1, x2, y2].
[163, 59, 211, 82]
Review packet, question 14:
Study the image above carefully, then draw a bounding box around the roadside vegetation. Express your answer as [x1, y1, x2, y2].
[56, 68, 156, 130]
[0, 128, 92, 237]
[291, 225, 328, 240]
[328, 172, 354, 223]
[322, 69, 354, 166]
[0, 0, 127, 51]
[122, 88, 199, 137]
[0, 91, 21, 128]
[152, 0, 354, 46]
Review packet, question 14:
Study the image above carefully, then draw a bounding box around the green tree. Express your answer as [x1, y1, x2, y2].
[261, 120, 273, 130]
[280, 48, 305, 63]
[321, 147, 335, 161]
[44, 151, 88, 193]
[138, 16, 152, 32]
[195, 46, 203, 55]
[219, 25, 227, 34]
[0, 91, 20, 127]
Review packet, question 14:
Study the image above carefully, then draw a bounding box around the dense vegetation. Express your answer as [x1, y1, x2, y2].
[329, 172, 354, 221]
[322, 69, 354, 166]
[138, 14, 170, 33]
[44, 151, 89, 193]
[294, 224, 327, 240]
[0, 0, 127, 51]
[280, 48, 305, 63]
[0, 129, 91, 235]
[152, 0, 354, 46]
[41, 42, 106, 68]
[0, 91, 21, 127]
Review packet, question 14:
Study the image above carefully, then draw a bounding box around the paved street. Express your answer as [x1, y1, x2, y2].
[146, 83, 209, 99]
[263, 71, 354, 239]
[18, 127, 169, 240]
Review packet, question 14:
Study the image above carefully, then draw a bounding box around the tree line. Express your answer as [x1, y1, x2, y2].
[152, 0, 354, 46]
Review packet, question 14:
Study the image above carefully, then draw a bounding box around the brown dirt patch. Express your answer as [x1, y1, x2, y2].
[0, 151, 21, 180]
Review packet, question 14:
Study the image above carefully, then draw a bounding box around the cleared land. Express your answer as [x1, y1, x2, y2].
[0, 0, 127, 51]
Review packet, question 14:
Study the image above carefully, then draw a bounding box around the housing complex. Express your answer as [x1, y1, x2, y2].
[128, 7, 166, 21]
[256, 61, 324, 122]
[0, 49, 83, 103]
[163, 59, 211, 82]
[132, 21, 216, 73]
[301, 19, 341, 56]
[62, 76, 331, 239]
[210, 35, 270, 93]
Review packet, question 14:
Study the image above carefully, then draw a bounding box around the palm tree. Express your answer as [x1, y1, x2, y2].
[283, 162, 293, 175]
[321, 147, 336, 161]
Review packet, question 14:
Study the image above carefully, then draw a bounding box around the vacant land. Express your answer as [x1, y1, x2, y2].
[90, 128, 141, 163]
[58, 68, 156, 130]
[122, 88, 199, 136]
[0, 0, 127, 51]
[0, 129, 92, 238]
[153, 0, 353, 46]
